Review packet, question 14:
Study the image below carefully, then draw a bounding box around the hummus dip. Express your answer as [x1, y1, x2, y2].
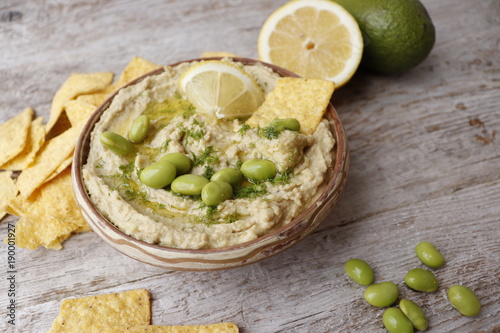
[83, 59, 336, 249]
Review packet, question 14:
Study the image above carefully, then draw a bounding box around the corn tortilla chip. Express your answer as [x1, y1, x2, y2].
[6, 168, 89, 249]
[11, 216, 76, 250]
[64, 99, 97, 127]
[76, 93, 110, 107]
[1, 117, 45, 171]
[98, 323, 239, 333]
[0, 107, 33, 166]
[246, 77, 335, 135]
[8, 168, 86, 225]
[47, 289, 151, 333]
[0, 171, 17, 221]
[44, 156, 73, 184]
[101, 57, 161, 94]
[200, 51, 239, 58]
[46, 72, 114, 133]
[16, 122, 83, 198]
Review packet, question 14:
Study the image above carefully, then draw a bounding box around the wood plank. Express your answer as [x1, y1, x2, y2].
[0, 0, 499, 332]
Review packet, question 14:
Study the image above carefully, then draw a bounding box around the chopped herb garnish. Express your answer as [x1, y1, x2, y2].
[95, 158, 105, 169]
[160, 139, 171, 153]
[195, 205, 240, 225]
[234, 183, 267, 199]
[202, 165, 215, 179]
[105, 162, 149, 203]
[185, 127, 204, 140]
[260, 125, 279, 140]
[225, 211, 240, 224]
[118, 162, 134, 174]
[194, 205, 218, 225]
[238, 124, 250, 135]
[191, 145, 219, 166]
[271, 170, 292, 185]
[182, 106, 196, 119]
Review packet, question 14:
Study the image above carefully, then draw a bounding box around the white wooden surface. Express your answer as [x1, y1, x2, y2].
[1, 0, 499, 332]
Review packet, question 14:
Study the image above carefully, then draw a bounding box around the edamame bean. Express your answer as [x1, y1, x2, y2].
[344, 259, 374, 286]
[415, 241, 445, 269]
[211, 168, 243, 187]
[100, 131, 133, 156]
[399, 299, 428, 331]
[364, 281, 399, 307]
[383, 308, 414, 333]
[160, 152, 192, 175]
[171, 174, 209, 196]
[447, 285, 481, 317]
[139, 160, 176, 189]
[404, 268, 438, 292]
[128, 115, 150, 143]
[269, 118, 301, 132]
[240, 159, 277, 182]
[201, 180, 233, 206]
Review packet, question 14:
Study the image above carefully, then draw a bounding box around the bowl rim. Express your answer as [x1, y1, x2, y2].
[72, 56, 349, 255]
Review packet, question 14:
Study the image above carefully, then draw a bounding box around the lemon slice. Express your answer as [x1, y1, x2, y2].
[258, 0, 363, 88]
[179, 60, 265, 119]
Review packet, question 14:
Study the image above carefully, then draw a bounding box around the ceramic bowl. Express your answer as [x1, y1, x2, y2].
[72, 57, 349, 271]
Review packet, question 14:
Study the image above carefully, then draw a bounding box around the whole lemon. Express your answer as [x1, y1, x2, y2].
[333, 0, 435, 73]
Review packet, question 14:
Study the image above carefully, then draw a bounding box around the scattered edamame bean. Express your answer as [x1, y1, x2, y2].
[160, 152, 192, 175]
[344, 259, 374, 286]
[128, 115, 150, 143]
[364, 281, 399, 307]
[201, 180, 233, 206]
[211, 168, 243, 187]
[404, 268, 438, 292]
[399, 299, 428, 331]
[171, 174, 209, 196]
[415, 241, 445, 269]
[100, 131, 134, 156]
[240, 159, 277, 182]
[139, 160, 176, 189]
[269, 118, 301, 132]
[383, 308, 414, 333]
[447, 285, 481, 317]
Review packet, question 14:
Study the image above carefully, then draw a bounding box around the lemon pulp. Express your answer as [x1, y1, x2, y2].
[258, 0, 363, 87]
[179, 60, 264, 119]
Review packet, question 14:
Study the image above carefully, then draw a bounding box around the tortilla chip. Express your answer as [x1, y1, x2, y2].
[76, 93, 111, 107]
[0, 107, 33, 166]
[98, 323, 239, 333]
[64, 100, 97, 127]
[44, 156, 73, 184]
[47, 289, 151, 333]
[16, 122, 83, 198]
[7, 168, 89, 249]
[101, 57, 161, 94]
[246, 77, 335, 135]
[45, 72, 114, 133]
[1, 117, 45, 171]
[0, 171, 17, 221]
[200, 51, 239, 58]
[12, 216, 75, 250]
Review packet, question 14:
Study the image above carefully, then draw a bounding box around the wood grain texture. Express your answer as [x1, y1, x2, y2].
[1, 0, 499, 332]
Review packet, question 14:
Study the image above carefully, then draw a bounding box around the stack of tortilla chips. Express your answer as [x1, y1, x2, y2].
[47, 289, 239, 333]
[0, 57, 161, 250]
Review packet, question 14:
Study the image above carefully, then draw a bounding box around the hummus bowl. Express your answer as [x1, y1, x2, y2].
[72, 57, 349, 271]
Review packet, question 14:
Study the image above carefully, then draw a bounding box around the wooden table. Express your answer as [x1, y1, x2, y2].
[1, 0, 499, 332]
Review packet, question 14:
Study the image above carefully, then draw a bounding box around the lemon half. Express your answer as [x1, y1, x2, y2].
[179, 60, 264, 119]
[258, 0, 363, 88]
